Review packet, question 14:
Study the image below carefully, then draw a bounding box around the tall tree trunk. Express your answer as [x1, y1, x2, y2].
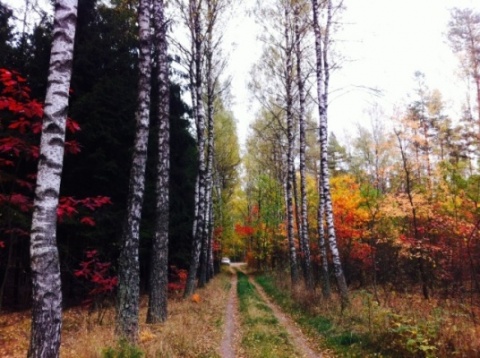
[199, 180, 212, 286]
[311, 0, 349, 308]
[294, 1, 313, 291]
[284, 1, 299, 286]
[116, 0, 152, 341]
[317, 175, 330, 297]
[208, 198, 215, 279]
[199, 143, 213, 286]
[199, 1, 215, 286]
[28, 1, 77, 356]
[147, 0, 170, 323]
[184, 0, 206, 297]
[293, 167, 304, 262]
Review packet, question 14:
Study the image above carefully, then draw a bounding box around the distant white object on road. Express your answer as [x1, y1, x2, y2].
[221, 257, 231, 265]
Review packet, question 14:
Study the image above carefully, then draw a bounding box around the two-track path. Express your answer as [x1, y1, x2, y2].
[220, 264, 324, 358]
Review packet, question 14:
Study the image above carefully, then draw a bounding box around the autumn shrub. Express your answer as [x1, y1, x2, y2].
[74, 249, 118, 323]
[167, 265, 188, 295]
[256, 272, 480, 357]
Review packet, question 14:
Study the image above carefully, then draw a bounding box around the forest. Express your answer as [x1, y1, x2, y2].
[1, 0, 480, 357]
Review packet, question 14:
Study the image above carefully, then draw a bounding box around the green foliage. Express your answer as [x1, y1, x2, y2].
[383, 313, 439, 358]
[102, 339, 144, 358]
[212, 102, 242, 259]
[328, 332, 363, 347]
[328, 132, 349, 176]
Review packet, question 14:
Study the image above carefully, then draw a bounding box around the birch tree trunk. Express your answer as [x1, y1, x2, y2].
[147, 0, 170, 323]
[199, 0, 217, 287]
[184, 0, 207, 297]
[284, 1, 299, 286]
[28, 1, 77, 356]
[317, 177, 331, 297]
[311, 0, 349, 308]
[207, 198, 215, 279]
[116, 0, 152, 341]
[294, 1, 313, 291]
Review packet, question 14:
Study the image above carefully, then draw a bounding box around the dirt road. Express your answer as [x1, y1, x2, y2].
[220, 265, 324, 358]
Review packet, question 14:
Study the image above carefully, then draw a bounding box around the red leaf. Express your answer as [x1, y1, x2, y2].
[80, 216, 96, 226]
[65, 140, 81, 154]
[0, 158, 14, 167]
[8, 194, 31, 212]
[85, 249, 98, 258]
[66, 118, 81, 133]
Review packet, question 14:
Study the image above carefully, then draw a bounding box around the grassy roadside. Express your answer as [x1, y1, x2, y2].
[255, 274, 362, 357]
[0, 270, 232, 357]
[236, 271, 301, 358]
[255, 273, 480, 357]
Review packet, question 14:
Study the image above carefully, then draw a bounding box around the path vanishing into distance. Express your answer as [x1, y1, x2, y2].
[220, 263, 325, 358]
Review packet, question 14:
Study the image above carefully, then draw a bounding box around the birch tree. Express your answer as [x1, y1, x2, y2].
[28, 0, 77, 356]
[199, 0, 225, 287]
[116, 0, 152, 341]
[293, 0, 313, 290]
[311, 0, 349, 308]
[284, 0, 300, 285]
[184, 0, 207, 297]
[147, 0, 170, 323]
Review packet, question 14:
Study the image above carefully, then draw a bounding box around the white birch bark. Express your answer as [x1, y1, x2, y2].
[311, 0, 348, 308]
[317, 176, 330, 297]
[28, 1, 77, 356]
[199, 0, 216, 287]
[184, 0, 207, 297]
[207, 198, 215, 280]
[294, 1, 313, 290]
[147, 0, 170, 323]
[116, 0, 152, 340]
[284, 0, 299, 286]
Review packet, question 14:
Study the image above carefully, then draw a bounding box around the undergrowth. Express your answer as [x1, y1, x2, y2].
[102, 339, 144, 358]
[255, 272, 480, 357]
[0, 271, 233, 357]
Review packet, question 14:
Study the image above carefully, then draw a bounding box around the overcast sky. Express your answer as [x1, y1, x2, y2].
[4, 0, 479, 147]
[223, 0, 479, 146]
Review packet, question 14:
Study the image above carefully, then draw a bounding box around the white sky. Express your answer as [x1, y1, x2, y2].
[4, 0, 479, 147]
[223, 0, 479, 146]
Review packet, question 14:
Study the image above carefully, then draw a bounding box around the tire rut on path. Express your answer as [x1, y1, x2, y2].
[248, 277, 323, 358]
[220, 271, 239, 358]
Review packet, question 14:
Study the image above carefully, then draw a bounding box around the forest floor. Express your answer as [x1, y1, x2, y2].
[4, 268, 480, 357]
[0, 265, 328, 358]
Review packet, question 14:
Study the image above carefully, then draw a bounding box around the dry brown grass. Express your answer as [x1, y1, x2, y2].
[0, 271, 232, 358]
